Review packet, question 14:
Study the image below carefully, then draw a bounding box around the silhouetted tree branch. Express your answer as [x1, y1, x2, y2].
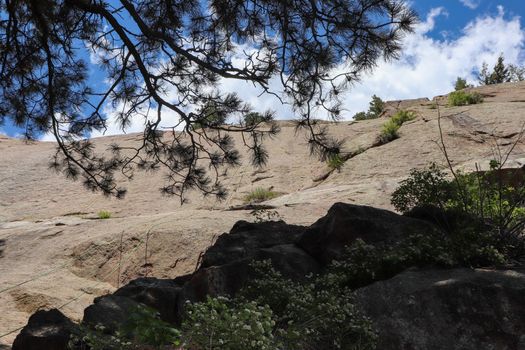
[0, 0, 417, 201]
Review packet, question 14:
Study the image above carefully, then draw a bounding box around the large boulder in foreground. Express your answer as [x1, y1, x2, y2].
[297, 202, 443, 265]
[12, 309, 78, 350]
[83, 295, 140, 333]
[354, 267, 525, 350]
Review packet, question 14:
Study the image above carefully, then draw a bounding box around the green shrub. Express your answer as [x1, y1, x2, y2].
[327, 153, 345, 170]
[378, 119, 400, 143]
[353, 111, 369, 121]
[193, 101, 228, 129]
[454, 77, 472, 91]
[70, 306, 180, 350]
[244, 112, 273, 126]
[391, 162, 525, 263]
[182, 296, 276, 350]
[390, 110, 416, 125]
[353, 95, 384, 120]
[97, 210, 112, 219]
[378, 110, 415, 144]
[448, 91, 483, 106]
[391, 163, 453, 214]
[241, 261, 378, 350]
[244, 187, 279, 203]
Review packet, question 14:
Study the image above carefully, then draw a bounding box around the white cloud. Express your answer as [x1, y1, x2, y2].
[338, 6, 525, 118]
[49, 5, 525, 139]
[460, 0, 480, 10]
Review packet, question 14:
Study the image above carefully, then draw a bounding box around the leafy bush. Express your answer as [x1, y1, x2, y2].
[353, 95, 384, 120]
[193, 101, 228, 129]
[244, 187, 279, 203]
[182, 296, 276, 350]
[327, 153, 345, 170]
[391, 164, 453, 214]
[241, 261, 378, 350]
[391, 162, 525, 263]
[70, 306, 180, 350]
[448, 91, 483, 106]
[244, 112, 273, 127]
[378, 110, 416, 144]
[390, 110, 416, 125]
[378, 119, 400, 143]
[454, 77, 472, 91]
[97, 210, 112, 219]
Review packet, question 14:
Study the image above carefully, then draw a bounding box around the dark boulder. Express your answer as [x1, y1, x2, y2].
[12, 309, 77, 350]
[354, 267, 525, 350]
[83, 295, 140, 333]
[297, 203, 442, 265]
[201, 220, 306, 268]
[114, 277, 183, 324]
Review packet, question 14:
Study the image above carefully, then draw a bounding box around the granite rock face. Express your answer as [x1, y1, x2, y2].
[354, 268, 525, 350]
[13, 203, 525, 350]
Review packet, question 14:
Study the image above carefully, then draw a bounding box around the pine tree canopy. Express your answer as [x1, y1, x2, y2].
[0, 0, 417, 200]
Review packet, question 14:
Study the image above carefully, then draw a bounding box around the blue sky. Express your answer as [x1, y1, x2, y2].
[2, 0, 525, 139]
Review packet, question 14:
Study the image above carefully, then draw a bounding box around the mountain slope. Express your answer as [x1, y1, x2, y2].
[1, 81, 525, 346]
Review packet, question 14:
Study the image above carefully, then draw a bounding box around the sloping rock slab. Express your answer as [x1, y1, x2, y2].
[12, 309, 78, 350]
[354, 268, 525, 350]
[201, 220, 306, 268]
[297, 203, 442, 265]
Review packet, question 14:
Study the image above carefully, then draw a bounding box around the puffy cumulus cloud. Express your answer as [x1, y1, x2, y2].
[339, 5, 525, 118]
[51, 5, 525, 140]
[219, 5, 525, 120]
[460, 0, 480, 10]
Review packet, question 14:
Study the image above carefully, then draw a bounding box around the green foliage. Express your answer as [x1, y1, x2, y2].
[193, 101, 228, 129]
[508, 64, 525, 82]
[378, 119, 400, 143]
[391, 164, 453, 213]
[244, 187, 279, 203]
[121, 306, 181, 348]
[182, 296, 276, 350]
[390, 110, 416, 125]
[353, 95, 384, 120]
[326, 153, 346, 170]
[391, 162, 525, 262]
[378, 110, 415, 144]
[353, 111, 369, 121]
[477, 54, 524, 85]
[69, 306, 180, 350]
[448, 91, 483, 106]
[97, 210, 112, 219]
[454, 77, 471, 91]
[243, 112, 273, 127]
[241, 261, 378, 350]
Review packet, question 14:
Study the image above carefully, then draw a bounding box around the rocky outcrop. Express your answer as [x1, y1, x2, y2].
[113, 277, 185, 324]
[12, 309, 78, 350]
[200, 220, 306, 268]
[297, 203, 442, 264]
[13, 203, 525, 350]
[354, 267, 525, 350]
